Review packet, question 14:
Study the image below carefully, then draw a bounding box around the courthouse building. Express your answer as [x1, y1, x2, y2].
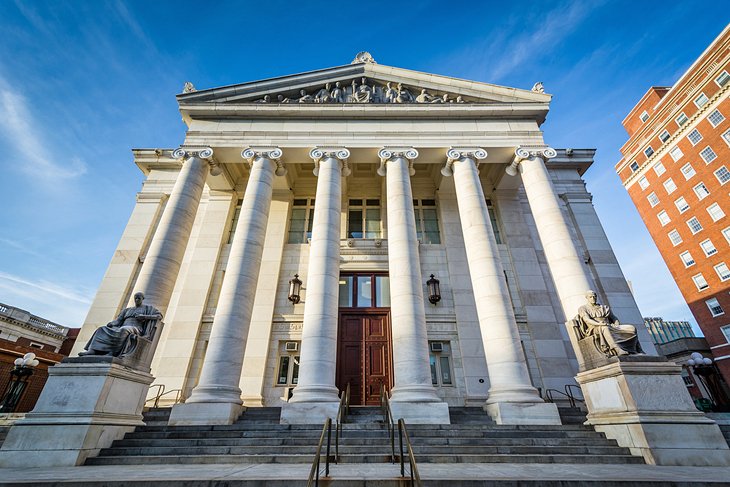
[617, 26, 730, 385]
[72, 52, 654, 424]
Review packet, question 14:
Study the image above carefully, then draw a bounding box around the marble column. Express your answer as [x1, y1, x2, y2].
[133, 147, 212, 315]
[443, 148, 560, 425]
[169, 147, 284, 425]
[377, 148, 449, 423]
[281, 148, 350, 424]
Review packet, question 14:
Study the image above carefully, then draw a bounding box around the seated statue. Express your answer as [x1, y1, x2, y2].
[79, 292, 162, 357]
[574, 290, 643, 356]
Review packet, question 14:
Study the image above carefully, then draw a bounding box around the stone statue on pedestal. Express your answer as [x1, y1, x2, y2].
[79, 292, 162, 358]
[573, 290, 643, 357]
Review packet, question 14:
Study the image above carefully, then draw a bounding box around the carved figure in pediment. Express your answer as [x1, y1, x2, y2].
[416, 89, 434, 103]
[331, 81, 345, 103]
[436, 93, 448, 103]
[396, 83, 414, 103]
[532, 82, 545, 93]
[314, 83, 332, 103]
[277, 94, 291, 103]
[297, 89, 314, 103]
[454, 96, 464, 103]
[183, 81, 196, 93]
[254, 94, 271, 103]
[384, 82, 397, 103]
[352, 77, 373, 103]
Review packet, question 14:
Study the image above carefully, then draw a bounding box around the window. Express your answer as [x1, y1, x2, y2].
[647, 192, 660, 207]
[663, 178, 677, 194]
[714, 166, 730, 185]
[693, 182, 710, 200]
[687, 129, 703, 146]
[486, 199, 502, 244]
[723, 227, 730, 245]
[429, 341, 453, 386]
[414, 199, 441, 244]
[670, 146, 684, 161]
[700, 146, 717, 164]
[644, 146, 655, 158]
[657, 210, 670, 226]
[659, 129, 671, 143]
[640, 110, 649, 122]
[668, 229, 682, 246]
[708, 109, 725, 127]
[675, 196, 690, 213]
[630, 161, 639, 172]
[716, 70, 730, 87]
[227, 199, 243, 244]
[288, 198, 315, 243]
[339, 273, 390, 308]
[694, 93, 709, 108]
[706, 298, 724, 317]
[680, 163, 696, 180]
[676, 112, 689, 127]
[680, 251, 695, 267]
[638, 176, 650, 190]
[724, 129, 730, 146]
[722, 324, 730, 343]
[707, 203, 725, 222]
[715, 263, 730, 281]
[687, 217, 703, 234]
[348, 199, 381, 238]
[653, 162, 666, 176]
[276, 341, 300, 386]
[700, 239, 717, 256]
[692, 273, 709, 291]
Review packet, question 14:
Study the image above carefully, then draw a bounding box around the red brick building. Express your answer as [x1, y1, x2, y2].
[617, 25, 730, 385]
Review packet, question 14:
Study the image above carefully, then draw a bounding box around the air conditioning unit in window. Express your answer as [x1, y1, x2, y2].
[430, 342, 443, 352]
[285, 341, 299, 352]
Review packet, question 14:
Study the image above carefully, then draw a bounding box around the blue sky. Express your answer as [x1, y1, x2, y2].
[0, 1, 727, 331]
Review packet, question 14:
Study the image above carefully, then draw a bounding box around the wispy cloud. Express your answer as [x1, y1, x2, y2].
[0, 271, 93, 305]
[0, 74, 87, 181]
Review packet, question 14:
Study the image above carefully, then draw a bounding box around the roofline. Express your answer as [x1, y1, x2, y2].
[620, 86, 671, 126]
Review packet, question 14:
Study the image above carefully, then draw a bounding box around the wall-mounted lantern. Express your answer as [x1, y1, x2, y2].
[426, 274, 441, 304]
[288, 274, 302, 304]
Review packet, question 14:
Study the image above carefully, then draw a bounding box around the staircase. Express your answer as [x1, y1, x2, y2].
[86, 406, 641, 466]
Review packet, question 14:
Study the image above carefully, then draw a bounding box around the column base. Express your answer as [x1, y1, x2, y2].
[288, 384, 340, 404]
[0, 359, 152, 467]
[168, 402, 244, 426]
[484, 401, 561, 425]
[280, 401, 340, 424]
[577, 356, 730, 466]
[389, 401, 451, 424]
[389, 384, 443, 403]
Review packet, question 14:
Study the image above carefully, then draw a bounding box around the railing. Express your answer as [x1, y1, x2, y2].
[380, 383, 396, 462]
[380, 384, 422, 487]
[543, 384, 585, 408]
[144, 384, 183, 408]
[306, 384, 350, 487]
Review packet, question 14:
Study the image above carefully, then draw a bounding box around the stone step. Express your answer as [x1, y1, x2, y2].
[134, 422, 596, 432]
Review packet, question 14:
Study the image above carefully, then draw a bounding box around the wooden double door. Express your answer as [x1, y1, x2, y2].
[336, 311, 392, 405]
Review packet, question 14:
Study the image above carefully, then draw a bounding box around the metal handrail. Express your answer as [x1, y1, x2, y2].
[147, 388, 183, 408]
[335, 383, 350, 461]
[544, 386, 585, 409]
[564, 384, 585, 405]
[307, 384, 350, 487]
[380, 383, 396, 463]
[145, 384, 165, 407]
[398, 419, 422, 487]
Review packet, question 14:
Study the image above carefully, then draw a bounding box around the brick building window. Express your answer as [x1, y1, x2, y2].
[714, 263, 730, 282]
[640, 110, 649, 122]
[708, 109, 725, 127]
[663, 178, 677, 194]
[675, 196, 690, 213]
[659, 129, 671, 143]
[687, 129, 703, 146]
[700, 146, 717, 164]
[714, 166, 730, 185]
[723, 227, 730, 244]
[706, 298, 724, 317]
[692, 273, 709, 291]
[694, 93, 709, 108]
[653, 162, 666, 176]
[638, 176, 649, 190]
[716, 71, 730, 87]
[680, 251, 695, 267]
[670, 146, 684, 161]
[630, 161, 639, 172]
[657, 211, 671, 226]
[700, 239, 717, 256]
[723, 129, 730, 146]
[721, 325, 730, 343]
[648, 192, 660, 207]
[680, 163, 696, 180]
[644, 146, 655, 158]
[687, 217, 703, 234]
[676, 113, 689, 127]
[693, 182, 710, 200]
[707, 203, 725, 222]
[668, 230, 682, 246]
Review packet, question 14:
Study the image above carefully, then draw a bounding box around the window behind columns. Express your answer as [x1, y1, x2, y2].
[348, 199, 382, 238]
[486, 199, 503, 244]
[227, 199, 243, 244]
[413, 199, 440, 244]
[287, 198, 315, 243]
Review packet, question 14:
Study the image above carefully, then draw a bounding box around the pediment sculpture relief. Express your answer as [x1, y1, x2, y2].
[252, 78, 467, 104]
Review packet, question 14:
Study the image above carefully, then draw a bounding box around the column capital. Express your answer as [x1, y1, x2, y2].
[442, 147, 487, 177]
[173, 147, 221, 175]
[377, 147, 419, 176]
[242, 147, 286, 176]
[506, 145, 557, 176]
[309, 147, 351, 177]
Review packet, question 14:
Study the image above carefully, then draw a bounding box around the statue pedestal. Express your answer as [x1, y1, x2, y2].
[0, 357, 153, 467]
[576, 356, 730, 466]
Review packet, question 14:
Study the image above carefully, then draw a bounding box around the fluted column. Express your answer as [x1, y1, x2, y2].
[170, 147, 284, 425]
[443, 148, 559, 424]
[133, 147, 213, 314]
[287, 148, 350, 411]
[377, 148, 442, 405]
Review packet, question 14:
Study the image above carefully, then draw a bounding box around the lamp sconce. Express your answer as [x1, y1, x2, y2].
[288, 274, 302, 304]
[427, 274, 441, 304]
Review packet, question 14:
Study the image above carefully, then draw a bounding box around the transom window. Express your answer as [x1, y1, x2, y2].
[694, 93, 709, 108]
[693, 182, 710, 200]
[680, 163, 696, 180]
[659, 129, 671, 143]
[717, 71, 730, 87]
[653, 162, 666, 176]
[708, 109, 725, 128]
[680, 251, 695, 268]
[707, 298, 724, 317]
[687, 129, 702, 146]
[700, 239, 717, 256]
[429, 341, 453, 386]
[715, 166, 730, 185]
[339, 273, 390, 308]
[663, 178, 677, 194]
[675, 196, 690, 213]
[676, 113, 689, 127]
[648, 192, 660, 207]
[668, 229, 682, 246]
[638, 176, 649, 190]
[700, 146, 717, 164]
[687, 217, 703, 234]
[715, 263, 730, 282]
[707, 203, 725, 222]
[644, 146, 655, 158]
[288, 198, 315, 243]
[692, 273, 709, 291]
[657, 210, 670, 226]
[348, 199, 382, 239]
[669, 146, 683, 161]
[413, 199, 441, 244]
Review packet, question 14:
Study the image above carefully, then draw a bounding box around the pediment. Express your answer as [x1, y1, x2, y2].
[177, 59, 550, 106]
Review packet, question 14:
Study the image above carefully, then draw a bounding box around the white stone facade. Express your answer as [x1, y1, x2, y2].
[71, 59, 654, 423]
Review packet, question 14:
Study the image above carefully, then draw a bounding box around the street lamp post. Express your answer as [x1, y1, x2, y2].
[687, 352, 730, 411]
[0, 352, 39, 413]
